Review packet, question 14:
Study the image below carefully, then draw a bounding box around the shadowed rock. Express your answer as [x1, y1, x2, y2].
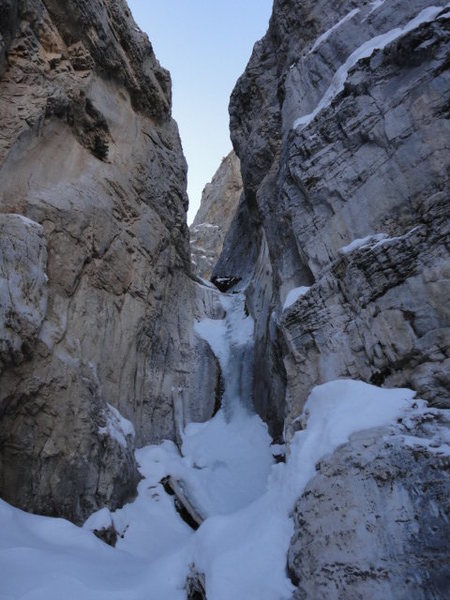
[185, 565, 206, 600]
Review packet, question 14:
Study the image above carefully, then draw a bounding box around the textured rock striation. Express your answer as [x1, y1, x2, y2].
[0, 0, 220, 524]
[216, 0, 450, 437]
[190, 150, 243, 279]
[0, 214, 48, 372]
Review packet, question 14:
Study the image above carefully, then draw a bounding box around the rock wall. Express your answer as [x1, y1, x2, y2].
[215, 0, 450, 437]
[0, 0, 219, 524]
[214, 0, 450, 595]
[190, 150, 243, 280]
[1, 0, 449, 591]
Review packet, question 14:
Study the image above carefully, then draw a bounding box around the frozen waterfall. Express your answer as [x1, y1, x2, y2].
[0, 281, 430, 600]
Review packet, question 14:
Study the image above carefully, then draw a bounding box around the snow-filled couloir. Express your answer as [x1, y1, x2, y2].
[2, 280, 447, 599]
[1, 0, 449, 598]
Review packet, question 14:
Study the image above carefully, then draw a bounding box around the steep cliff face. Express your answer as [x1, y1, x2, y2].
[214, 0, 450, 596]
[0, 0, 219, 524]
[190, 150, 243, 280]
[216, 0, 450, 437]
[288, 411, 450, 599]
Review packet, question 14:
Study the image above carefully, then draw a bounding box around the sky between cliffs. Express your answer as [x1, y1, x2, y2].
[127, 0, 273, 224]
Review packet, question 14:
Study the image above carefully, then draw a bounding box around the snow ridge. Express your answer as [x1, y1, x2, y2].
[283, 286, 310, 310]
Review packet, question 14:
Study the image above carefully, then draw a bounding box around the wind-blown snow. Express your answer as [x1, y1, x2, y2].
[283, 286, 310, 310]
[309, 8, 360, 54]
[294, 5, 447, 130]
[1, 377, 423, 599]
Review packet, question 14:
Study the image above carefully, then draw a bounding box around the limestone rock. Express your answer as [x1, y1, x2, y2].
[0, 0, 219, 524]
[190, 150, 243, 279]
[216, 0, 450, 593]
[281, 214, 450, 439]
[0, 358, 141, 524]
[216, 0, 450, 436]
[0, 214, 48, 371]
[288, 410, 450, 599]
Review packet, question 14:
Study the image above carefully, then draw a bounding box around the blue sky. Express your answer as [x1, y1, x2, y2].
[127, 1, 273, 223]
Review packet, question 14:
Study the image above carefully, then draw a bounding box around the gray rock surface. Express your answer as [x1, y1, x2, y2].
[185, 565, 206, 600]
[190, 150, 243, 279]
[213, 0, 450, 595]
[0, 214, 48, 371]
[288, 409, 450, 599]
[281, 216, 450, 440]
[215, 0, 450, 437]
[0, 0, 219, 523]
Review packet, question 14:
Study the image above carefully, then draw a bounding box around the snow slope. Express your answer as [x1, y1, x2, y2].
[1, 377, 429, 599]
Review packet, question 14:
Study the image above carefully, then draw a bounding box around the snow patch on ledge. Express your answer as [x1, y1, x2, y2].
[295, 380, 416, 453]
[369, 0, 387, 15]
[283, 286, 310, 310]
[372, 225, 422, 249]
[294, 5, 447, 130]
[340, 224, 424, 255]
[83, 507, 114, 533]
[339, 233, 388, 254]
[98, 403, 135, 448]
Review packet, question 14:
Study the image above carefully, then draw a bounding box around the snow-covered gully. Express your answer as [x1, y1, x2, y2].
[2, 281, 447, 599]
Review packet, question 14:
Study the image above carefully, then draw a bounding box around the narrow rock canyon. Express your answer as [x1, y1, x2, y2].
[0, 0, 449, 598]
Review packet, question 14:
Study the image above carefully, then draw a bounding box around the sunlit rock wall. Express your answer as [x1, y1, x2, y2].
[190, 150, 243, 280]
[0, 0, 219, 524]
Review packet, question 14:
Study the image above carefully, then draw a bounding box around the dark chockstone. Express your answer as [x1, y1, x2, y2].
[211, 275, 242, 292]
